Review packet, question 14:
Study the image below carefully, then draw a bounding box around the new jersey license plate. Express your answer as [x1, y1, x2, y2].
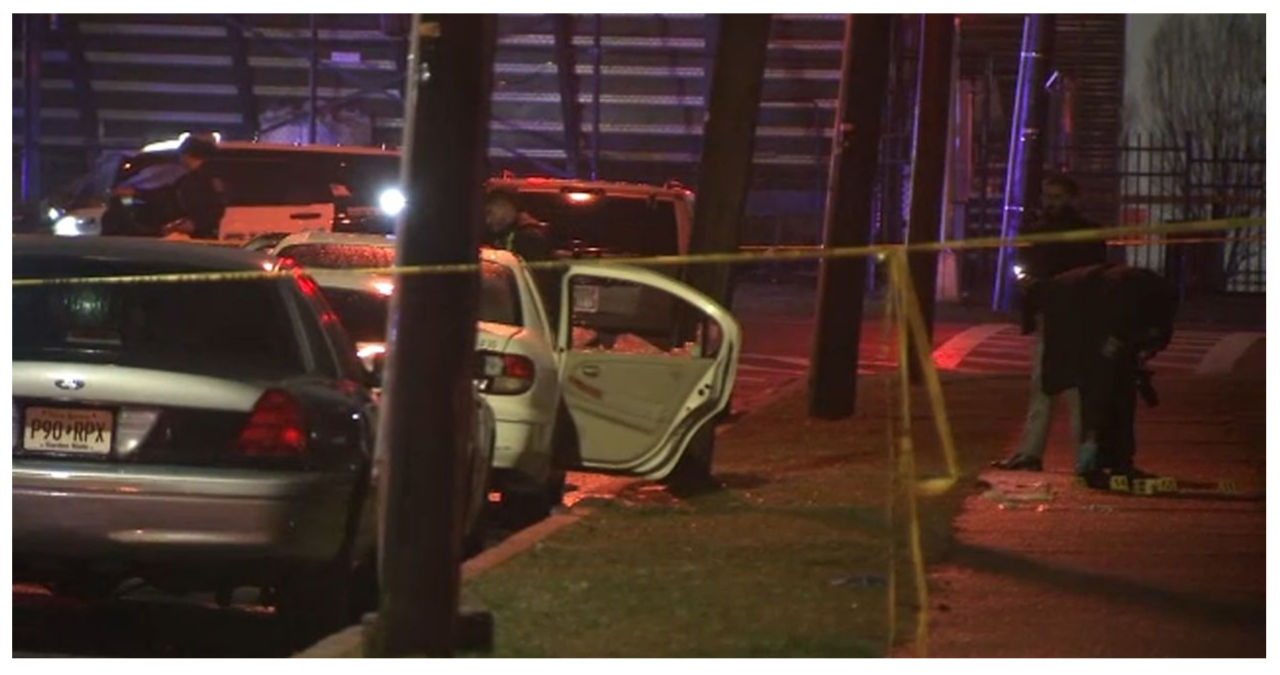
[23, 407, 114, 455]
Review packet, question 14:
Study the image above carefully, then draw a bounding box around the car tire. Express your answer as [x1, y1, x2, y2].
[275, 560, 360, 650]
[462, 500, 490, 559]
[663, 421, 718, 494]
[501, 474, 562, 528]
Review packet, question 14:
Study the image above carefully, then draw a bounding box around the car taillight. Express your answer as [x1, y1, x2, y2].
[237, 390, 308, 457]
[475, 352, 535, 395]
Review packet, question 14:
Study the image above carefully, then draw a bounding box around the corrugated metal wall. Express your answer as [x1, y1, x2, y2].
[13, 14, 1125, 235]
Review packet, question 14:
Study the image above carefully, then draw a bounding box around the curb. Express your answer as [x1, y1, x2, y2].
[296, 392, 778, 657]
[295, 507, 596, 658]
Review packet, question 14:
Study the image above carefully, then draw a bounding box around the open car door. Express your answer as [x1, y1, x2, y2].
[556, 264, 740, 479]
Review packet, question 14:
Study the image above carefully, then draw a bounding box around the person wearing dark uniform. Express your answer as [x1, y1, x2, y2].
[482, 189, 553, 262]
[993, 174, 1109, 472]
[483, 188, 560, 321]
[112, 135, 225, 239]
[1038, 263, 1178, 484]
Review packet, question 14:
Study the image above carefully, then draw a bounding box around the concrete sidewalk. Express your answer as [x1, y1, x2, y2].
[920, 374, 1265, 657]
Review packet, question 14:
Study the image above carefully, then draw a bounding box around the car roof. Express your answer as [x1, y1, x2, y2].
[13, 235, 274, 273]
[487, 176, 693, 200]
[269, 234, 522, 266]
[273, 231, 397, 251]
[138, 140, 397, 157]
[301, 246, 522, 291]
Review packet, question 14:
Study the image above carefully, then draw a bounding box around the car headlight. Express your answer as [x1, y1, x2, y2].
[1013, 264, 1027, 281]
[53, 215, 87, 236]
[47, 207, 63, 221]
[379, 188, 406, 216]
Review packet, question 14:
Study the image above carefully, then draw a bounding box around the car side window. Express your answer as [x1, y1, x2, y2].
[210, 159, 333, 207]
[321, 309, 368, 383]
[566, 276, 722, 358]
[284, 275, 346, 380]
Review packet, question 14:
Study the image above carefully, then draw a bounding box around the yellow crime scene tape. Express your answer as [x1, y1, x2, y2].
[10, 216, 1265, 657]
[10, 216, 1264, 287]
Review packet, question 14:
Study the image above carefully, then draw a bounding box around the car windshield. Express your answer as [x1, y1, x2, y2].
[321, 261, 523, 340]
[277, 243, 396, 270]
[509, 191, 680, 257]
[12, 257, 308, 380]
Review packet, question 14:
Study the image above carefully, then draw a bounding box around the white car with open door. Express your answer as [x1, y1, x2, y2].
[279, 236, 741, 522]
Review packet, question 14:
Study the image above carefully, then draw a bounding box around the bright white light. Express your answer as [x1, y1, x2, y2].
[1013, 264, 1027, 280]
[53, 215, 85, 236]
[565, 191, 596, 203]
[357, 342, 387, 359]
[372, 280, 395, 296]
[379, 188, 407, 216]
[141, 139, 183, 153]
[47, 207, 62, 221]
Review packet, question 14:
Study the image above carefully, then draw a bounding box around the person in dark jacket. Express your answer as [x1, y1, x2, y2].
[482, 189, 554, 262]
[1038, 263, 1177, 484]
[993, 174, 1110, 471]
[483, 188, 561, 322]
[1017, 173, 1110, 332]
[111, 135, 226, 239]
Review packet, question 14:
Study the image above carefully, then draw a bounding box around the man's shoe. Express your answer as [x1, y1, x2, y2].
[1075, 469, 1111, 490]
[991, 454, 1043, 471]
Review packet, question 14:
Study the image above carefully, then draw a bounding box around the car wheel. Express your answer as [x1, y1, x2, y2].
[544, 469, 567, 510]
[663, 422, 718, 494]
[275, 560, 358, 650]
[501, 478, 559, 528]
[462, 499, 490, 559]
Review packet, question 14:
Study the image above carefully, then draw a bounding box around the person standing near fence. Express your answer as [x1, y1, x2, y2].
[992, 174, 1108, 472]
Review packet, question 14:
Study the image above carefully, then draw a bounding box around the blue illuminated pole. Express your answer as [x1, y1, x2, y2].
[21, 15, 44, 203]
[992, 14, 1054, 311]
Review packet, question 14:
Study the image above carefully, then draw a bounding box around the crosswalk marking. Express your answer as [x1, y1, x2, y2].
[738, 325, 1260, 380]
[732, 325, 1260, 413]
[1195, 332, 1264, 375]
[934, 324, 1012, 369]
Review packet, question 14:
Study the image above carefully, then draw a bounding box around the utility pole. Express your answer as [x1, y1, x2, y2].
[808, 15, 893, 420]
[904, 14, 956, 384]
[992, 14, 1055, 311]
[553, 14, 582, 177]
[685, 14, 772, 308]
[372, 14, 495, 657]
[21, 14, 44, 203]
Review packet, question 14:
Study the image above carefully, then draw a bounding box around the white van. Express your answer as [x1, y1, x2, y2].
[50, 139, 403, 242]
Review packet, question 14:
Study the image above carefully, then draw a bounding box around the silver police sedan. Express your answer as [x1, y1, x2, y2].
[11, 236, 492, 644]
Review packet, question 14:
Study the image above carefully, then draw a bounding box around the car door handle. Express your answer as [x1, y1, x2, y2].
[289, 212, 322, 220]
[580, 364, 600, 378]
